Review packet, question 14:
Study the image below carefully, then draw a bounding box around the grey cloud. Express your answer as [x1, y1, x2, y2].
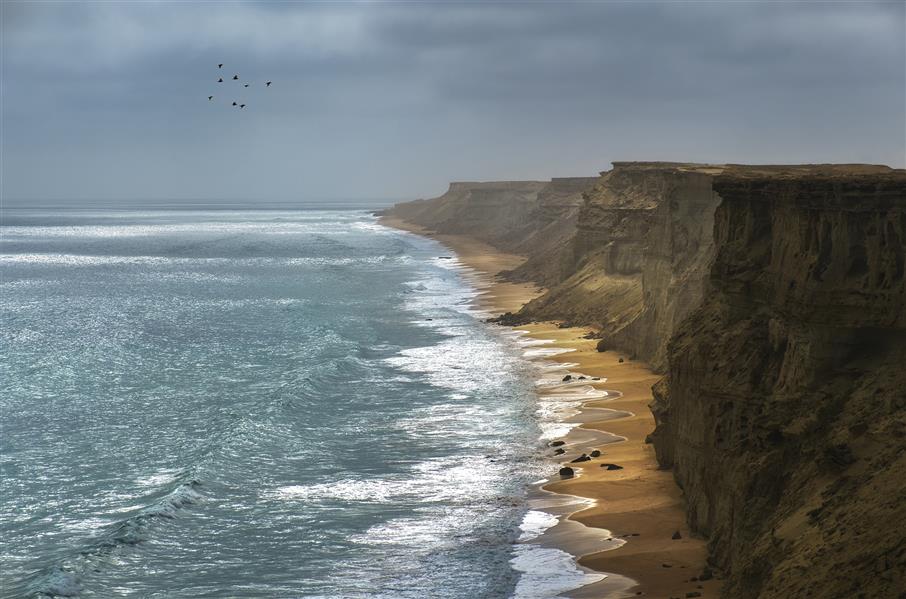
[1, 1, 903, 204]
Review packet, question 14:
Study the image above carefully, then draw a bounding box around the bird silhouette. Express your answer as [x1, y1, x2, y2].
[266, 81, 272, 87]
[232, 102, 237, 106]
[218, 63, 223, 69]
[240, 104, 246, 109]
[218, 77, 223, 83]
[244, 84, 249, 88]
[208, 96, 213, 101]
[233, 75, 239, 80]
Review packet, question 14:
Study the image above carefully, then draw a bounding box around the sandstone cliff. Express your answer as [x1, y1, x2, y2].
[385, 163, 725, 371]
[518, 162, 722, 370]
[650, 168, 906, 598]
[386, 178, 597, 287]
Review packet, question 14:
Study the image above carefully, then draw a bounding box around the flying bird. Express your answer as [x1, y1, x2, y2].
[218, 77, 223, 83]
[218, 63, 223, 69]
[266, 81, 272, 87]
[244, 84, 249, 88]
[240, 104, 246, 109]
[208, 96, 213, 101]
[233, 75, 239, 80]
[232, 101, 237, 106]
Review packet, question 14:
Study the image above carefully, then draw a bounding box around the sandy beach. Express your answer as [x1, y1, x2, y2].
[382, 215, 720, 599]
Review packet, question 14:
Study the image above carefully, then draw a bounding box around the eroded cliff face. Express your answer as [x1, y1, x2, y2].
[650, 169, 906, 598]
[520, 163, 722, 370]
[386, 178, 596, 286]
[386, 163, 724, 370]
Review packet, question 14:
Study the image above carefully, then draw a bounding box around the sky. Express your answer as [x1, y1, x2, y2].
[2, 1, 904, 204]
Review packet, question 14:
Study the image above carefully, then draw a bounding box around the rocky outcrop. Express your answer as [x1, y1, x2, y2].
[650, 168, 906, 598]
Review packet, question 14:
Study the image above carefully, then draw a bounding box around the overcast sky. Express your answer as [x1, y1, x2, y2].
[2, 1, 904, 203]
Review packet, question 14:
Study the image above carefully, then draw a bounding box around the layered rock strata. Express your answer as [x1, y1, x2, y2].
[518, 162, 722, 370]
[650, 168, 906, 598]
[387, 178, 596, 287]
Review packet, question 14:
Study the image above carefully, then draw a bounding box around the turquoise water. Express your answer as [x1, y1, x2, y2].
[0, 208, 600, 598]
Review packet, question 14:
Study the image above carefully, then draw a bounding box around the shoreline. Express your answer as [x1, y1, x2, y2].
[381, 215, 720, 599]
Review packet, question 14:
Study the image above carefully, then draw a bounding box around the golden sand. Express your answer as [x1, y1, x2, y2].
[381, 216, 720, 598]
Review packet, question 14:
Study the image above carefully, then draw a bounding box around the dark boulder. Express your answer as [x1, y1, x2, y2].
[672, 531, 682, 540]
[549, 440, 565, 447]
[570, 454, 591, 463]
[595, 339, 607, 352]
[589, 449, 601, 458]
[618, 358, 624, 363]
[601, 463, 623, 470]
[559, 466, 574, 478]
[562, 375, 572, 382]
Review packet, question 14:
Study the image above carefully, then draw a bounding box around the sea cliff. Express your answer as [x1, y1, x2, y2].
[388, 178, 595, 286]
[387, 162, 724, 371]
[650, 168, 906, 598]
[383, 161, 905, 597]
[518, 163, 721, 371]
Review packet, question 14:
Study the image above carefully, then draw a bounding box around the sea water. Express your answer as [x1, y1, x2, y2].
[0, 207, 602, 598]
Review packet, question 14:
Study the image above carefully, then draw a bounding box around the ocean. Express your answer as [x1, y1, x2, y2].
[0, 207, 601, 598]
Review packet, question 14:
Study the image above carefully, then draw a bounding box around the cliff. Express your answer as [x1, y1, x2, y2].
[385, 163, 724, 370]
[518, 162, 723, 370]
[387, 178, 597, 286]
[650, 168, 906, 598]
[384, 162, 905, 597]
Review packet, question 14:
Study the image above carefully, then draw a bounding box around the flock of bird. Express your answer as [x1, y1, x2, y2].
[208, 63, 271, 109]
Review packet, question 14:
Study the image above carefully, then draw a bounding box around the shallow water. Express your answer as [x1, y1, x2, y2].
[0, 208, 603, 598]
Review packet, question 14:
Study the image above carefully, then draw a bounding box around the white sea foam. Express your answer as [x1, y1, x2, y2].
[516, 338, 555, 347]
[523, 347, 576, 359]
[269, 479, 397, 503]
[134, 469, 182, 488]
[1, 218, 367, 240]
[518, 509, 560, 542]
[0, 253, 400, 267]
[57, 517, 110, 533]
[510, 545, 606, 598]
[538, 422, 579, 441]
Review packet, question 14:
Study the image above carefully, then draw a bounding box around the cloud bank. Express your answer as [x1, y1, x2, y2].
[2, 1, 903, 203]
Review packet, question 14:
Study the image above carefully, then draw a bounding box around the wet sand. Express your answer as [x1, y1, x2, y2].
[381, 216, 720, 598]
